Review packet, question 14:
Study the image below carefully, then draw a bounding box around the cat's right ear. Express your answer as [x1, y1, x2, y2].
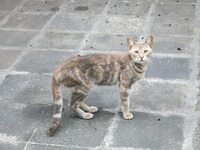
[127, 38, 136, 50]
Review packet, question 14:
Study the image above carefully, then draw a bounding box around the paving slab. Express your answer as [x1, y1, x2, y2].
[193, 116, 200, 150]
[0, 50, 21, 69]
[82, 34, 138, 52]
[0, 29, 37, 47]
[156, 0, 197, 3]
[2, 13, 53, 30]
[46, 14, 99, 32]
[0, 102, 45, 143]
[113, 112, 184, 150]
[152, 35, 194, 55]
[31, 109, 114, 148]
[130, 80, 189, 112]
[19, 0, 65, 13]
[15, 50, 78, 73]
[108, 0, 151, 18]
[146, 56, 191, 80]
[0, 12, 9, 22]
[0, 143, 26, 150]
[0, 74, 52, 104]
[61, 0, 106, 15]
[26, 144, 84, 150]
[151, 3, 196, 19]
[32, 32, 85, 50]
[151, 18, 194, 35]
[98, 16, 143, 35]
[0, 0, 23, 12]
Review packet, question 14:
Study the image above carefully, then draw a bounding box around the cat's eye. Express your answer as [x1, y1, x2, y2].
[134, 51, 139, 54]
[144, 50, 148, 53]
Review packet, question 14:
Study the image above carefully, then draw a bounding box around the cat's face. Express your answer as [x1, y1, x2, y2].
[127, 36, 153, 63]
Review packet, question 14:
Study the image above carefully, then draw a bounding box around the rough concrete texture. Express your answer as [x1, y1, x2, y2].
[0, 0, 199, 150]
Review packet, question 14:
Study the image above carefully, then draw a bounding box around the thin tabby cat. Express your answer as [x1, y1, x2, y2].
[49, 36, 153, 135]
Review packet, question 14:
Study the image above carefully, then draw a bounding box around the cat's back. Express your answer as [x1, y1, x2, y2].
[55, 53, 122, 72]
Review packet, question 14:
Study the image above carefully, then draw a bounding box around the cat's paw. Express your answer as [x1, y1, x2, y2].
[84, 113, 94, 119]
[89, 106, 98, 113]
[123, 113, 133, 120]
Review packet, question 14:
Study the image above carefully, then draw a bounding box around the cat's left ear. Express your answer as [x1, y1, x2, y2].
[145, 36, 153, 48]
[127, 38, 136, 50]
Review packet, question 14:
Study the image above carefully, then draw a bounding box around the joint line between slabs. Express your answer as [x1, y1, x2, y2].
[23, 128, 37, 150]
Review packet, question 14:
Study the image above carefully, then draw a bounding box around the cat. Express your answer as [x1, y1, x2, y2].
[48, 36, 153, 135]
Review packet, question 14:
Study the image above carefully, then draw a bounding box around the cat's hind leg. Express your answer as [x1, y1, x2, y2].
[80, 102, 98, 113]
[69, 88, 94, 119]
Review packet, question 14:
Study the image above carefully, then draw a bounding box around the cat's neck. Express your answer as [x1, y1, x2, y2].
[122, 53, 148, 73]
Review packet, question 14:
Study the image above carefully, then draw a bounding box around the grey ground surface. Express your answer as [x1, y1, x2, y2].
[0, 0, 200, 150]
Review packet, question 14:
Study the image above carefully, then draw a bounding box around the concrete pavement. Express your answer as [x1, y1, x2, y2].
[0, 0, 200, 149]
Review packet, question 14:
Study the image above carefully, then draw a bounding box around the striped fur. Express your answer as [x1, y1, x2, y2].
[49, 36, 153, 135]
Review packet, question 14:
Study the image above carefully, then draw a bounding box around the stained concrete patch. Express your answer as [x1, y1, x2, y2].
[82, 34, 138, 51]
[0, 30, 37, 47]
[146, 56, 191, 79]
[15, 50, 78, 73]
[32, 32, 85, 50]
[31, 109, 114, 148]
[0, 50, 21, 69]
[98, 16, 143, 35]
[2, 13, 53, 30]
[46, 14, 99, 32]
[0, 74, 52, 104]
[130, 80, 188, 112]
[62, 1, 106, 15]
[113, 112, 184, 149]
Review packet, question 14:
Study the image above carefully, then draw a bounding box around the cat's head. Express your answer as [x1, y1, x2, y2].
[127, 36, 153, 63]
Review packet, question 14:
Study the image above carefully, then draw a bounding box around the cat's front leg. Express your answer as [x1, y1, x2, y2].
[119, 85, 133, 120]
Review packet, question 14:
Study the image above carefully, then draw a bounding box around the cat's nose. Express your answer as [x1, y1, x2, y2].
[140, 56, 144, 60]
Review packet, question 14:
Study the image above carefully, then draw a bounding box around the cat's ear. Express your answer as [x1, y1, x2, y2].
[145, 36, 153, 48]
[127, 38, 136, 50]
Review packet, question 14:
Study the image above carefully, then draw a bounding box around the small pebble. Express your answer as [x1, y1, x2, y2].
[169, 24, 171, 26]
[121, 43, 123, 45]
[158, 14, 161, 16]
[158, 119, 160, 121]
[177, 48, 181, 50]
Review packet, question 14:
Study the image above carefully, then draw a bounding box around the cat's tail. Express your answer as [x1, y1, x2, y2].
[48, 74, 63, 136]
